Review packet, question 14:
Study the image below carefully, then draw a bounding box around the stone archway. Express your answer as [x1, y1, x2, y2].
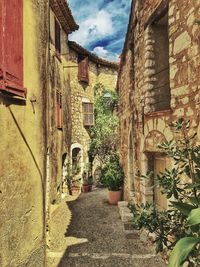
[70, 143, 84, 179]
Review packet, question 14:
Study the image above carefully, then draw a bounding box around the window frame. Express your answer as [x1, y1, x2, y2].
[82, 102, 94, 127]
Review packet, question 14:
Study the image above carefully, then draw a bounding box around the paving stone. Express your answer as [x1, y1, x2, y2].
[119, 206, 131, 217]
[47, 188, 166, 267]
[118, 201, 128, 208]
[121, 212, 133, 222]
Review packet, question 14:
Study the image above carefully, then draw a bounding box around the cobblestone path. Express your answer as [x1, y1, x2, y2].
[47, 188, 166, 267]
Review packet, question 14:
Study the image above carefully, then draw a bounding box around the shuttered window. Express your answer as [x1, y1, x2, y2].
[78, 55, 89, 84]
[0, 0, 26, 98]
[56, 91, 62, 129]
[83, 102, 94, 126]
[55, 18, 61, 54]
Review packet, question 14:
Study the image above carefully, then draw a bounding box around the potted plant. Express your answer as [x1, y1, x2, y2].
[82, 164, 93, 193]
[82, 171, 90, 193]
[101, 153, 124, 205]
[64, 160, 81, 196]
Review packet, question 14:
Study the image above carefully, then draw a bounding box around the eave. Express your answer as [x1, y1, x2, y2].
[50, 0, 79, 34]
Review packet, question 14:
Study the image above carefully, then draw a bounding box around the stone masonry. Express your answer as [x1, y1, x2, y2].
[117, 0, 200, 205]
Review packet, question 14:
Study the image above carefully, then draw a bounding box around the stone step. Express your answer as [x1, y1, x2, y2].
[58, 252, 164, 267]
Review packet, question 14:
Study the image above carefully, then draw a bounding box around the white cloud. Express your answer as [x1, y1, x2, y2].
[69, 10, 114, 46]
[93, 46, 119, 62]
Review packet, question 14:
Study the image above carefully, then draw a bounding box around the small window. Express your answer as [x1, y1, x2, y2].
[83, 102, 94, 126]
[55, 18, 61, 54]
[56, 91, 62, 129]
[78, 55, 89, 84]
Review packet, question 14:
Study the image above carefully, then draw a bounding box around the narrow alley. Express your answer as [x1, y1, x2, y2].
[47, 188, 165, 267]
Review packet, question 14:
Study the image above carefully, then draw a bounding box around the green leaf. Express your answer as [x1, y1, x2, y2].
[170, 201, 194, 216]
[168, 237, 200, 267]
[187, 208, 200, 226]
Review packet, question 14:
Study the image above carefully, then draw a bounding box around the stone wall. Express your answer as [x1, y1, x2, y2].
[66, 48, 118, 175]
[0, 1, 49, 266]
[118, 0, 200, 205]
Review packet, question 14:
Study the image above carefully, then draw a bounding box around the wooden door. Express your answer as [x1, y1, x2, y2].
[154, 154, 168, 210]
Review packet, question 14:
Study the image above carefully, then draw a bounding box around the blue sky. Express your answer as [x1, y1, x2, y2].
[68, 0, 132, 62]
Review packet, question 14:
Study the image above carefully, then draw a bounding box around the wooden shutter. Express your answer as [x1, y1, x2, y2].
[55, 18, 61, 54]
[83, 102, 94, 126]
[78, 55, 89, 84]
[56, 91, 62, 129]
[0, 0, 26, 98]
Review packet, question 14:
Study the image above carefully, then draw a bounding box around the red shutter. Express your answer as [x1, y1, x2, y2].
[0, 0, 26, 98]
[56, 91, 62, 129]
[78, 55, 89, 84]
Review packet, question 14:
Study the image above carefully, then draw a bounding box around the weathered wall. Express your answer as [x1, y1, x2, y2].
[48, 9, 72, 204]
[67, 48, 118, 173]
[0, 1, 48, 266]
[118, 0, 200, 205]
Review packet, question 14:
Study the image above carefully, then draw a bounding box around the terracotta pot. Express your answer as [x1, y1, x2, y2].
[108, 190, 122, 205]
[70, 187, 81, 196]
[88, 184, 93, 192]
[82, 184, 90, 193]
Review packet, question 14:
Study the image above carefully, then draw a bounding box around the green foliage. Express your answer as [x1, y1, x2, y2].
[89, 83, 119, 163]
[168, 237, 200, 267]
[131, 119, 200, 266]
[100, 153, 124, 191]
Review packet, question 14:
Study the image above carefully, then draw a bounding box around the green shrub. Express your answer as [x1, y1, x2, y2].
[101, 153, 124, 191]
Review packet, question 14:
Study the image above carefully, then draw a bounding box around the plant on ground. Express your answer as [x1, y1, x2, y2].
[131, 119, 200, 266]
[100, 153, 124, 191]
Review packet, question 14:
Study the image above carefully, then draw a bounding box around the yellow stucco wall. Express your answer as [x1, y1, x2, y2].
[0, 1, 49, 266]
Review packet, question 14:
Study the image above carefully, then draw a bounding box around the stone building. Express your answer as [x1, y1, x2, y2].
[66, 41, 118, 180]
[47, 0, 78, 205]
[117, 0, 200, 208]
[0, 0, 78, 266]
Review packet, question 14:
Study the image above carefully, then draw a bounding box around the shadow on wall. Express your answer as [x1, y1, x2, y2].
[47, 194, 88, 267]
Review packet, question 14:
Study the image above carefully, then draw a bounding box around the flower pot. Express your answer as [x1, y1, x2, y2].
[70, 186, 81, 196]
[82, 184, 90, 193]
[108, 190, 122, 205]
[88, 184, 93, 192]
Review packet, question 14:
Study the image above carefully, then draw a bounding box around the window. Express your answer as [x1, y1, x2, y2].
[56, 91, 62, 129]
[78, 55, 89, 84]
[0, 0, 26, 98]
[82, 102, 94, 126]
[55, 18, 61, 54]
[152, 12, 170, 111]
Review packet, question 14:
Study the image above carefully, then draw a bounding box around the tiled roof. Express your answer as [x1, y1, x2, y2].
[50, 0, 79, 33]
[68, 41, 119, 70]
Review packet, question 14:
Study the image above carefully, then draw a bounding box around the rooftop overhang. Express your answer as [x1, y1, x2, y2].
[68, 41, 119, 70]
[50, 0, 79, 33]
